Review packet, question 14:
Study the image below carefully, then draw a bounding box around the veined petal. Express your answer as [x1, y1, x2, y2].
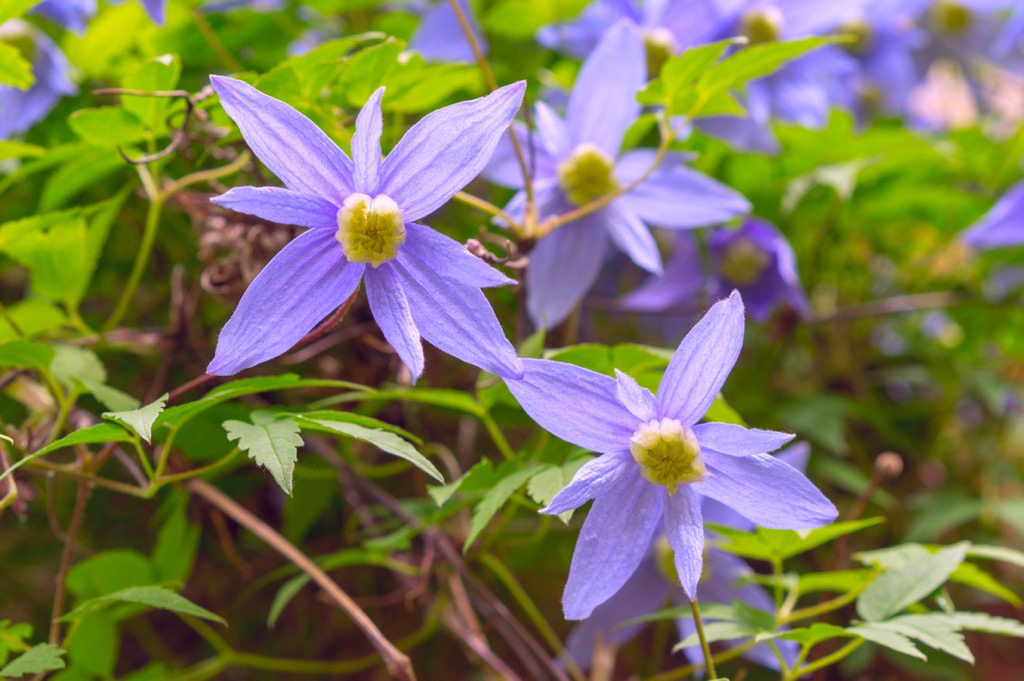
[656, 291, 745, 425]
[364, 265, 424, 381]
[663, 486, 704, 599]
[777, 441, 810, 473]
[563, 470, 665, 620]
[390, 252, 523, 378]
[403, 222, 514, 288]
[526, 213, 609, 328]
[604, 202, 663, 274]
[542, 450, 632, 515]
[614, 369, 657, 421]
[207, 229, 364, 375]
[211, 76, 354, 203]
[566, 19, 644, 155]
[506, 358, 640, 454]
[534, 101, 571, 159]
[380, 81, 526, 221]
[692, 423, 794, 456]
[698, 451, 838, 529]
[212, 186, 338, 229]
[352, 87, 385, 195]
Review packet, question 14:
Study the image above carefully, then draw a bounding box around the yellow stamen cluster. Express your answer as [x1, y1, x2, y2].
[557, 143, 619, 207]
[335, 193, 405, 267]
[718, 237, 771, 286]
[629, 418, 707, 494]
[930, 1, 973, 34]
[644, 28, 677, 78]
[739, 7, 784, 44]
[840, 19, 874, 56]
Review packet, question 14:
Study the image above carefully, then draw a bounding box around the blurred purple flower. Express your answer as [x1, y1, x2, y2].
[207, 76, 526, 381]
[32, 0, 96, 33]
[504, 291, 837, 618]
[408, 0, 485, 63]
[488, 21, 749, 328]
[960, 181, 1024, 249]
[0, 21, 77, 140]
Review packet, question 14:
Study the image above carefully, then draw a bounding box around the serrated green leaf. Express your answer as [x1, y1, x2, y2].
[883, 614, 973, 663]
[0, 620, 33, 666]
[849, 622, 927, 660]
[104, 394, 167, 444]
[0, 643, 66, 677]
[525, 456, 589, 523]
[0, 423, 135, 484]
[296, 410, 421, 444]
[224, 411, 303, 495]
[63, 585, 225, 625]
[951, 612, 1024, 637]
[856, 542, 970, 622]
[0, 42, 32, 90]
[703, 36, 840, 95]
[2, 219, 91, 307]
[464, 465, 539, 551]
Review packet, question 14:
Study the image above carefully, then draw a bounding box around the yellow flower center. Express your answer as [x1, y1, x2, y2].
[557, 143, 619, 207]
[840, 18, 873, 56]
[644, 28, 677, 78]
[630, 418, 708, 494]
[335, 193, 405, 267]
[718, 237, 771, 286]
[931, 1, 973, 34]
[740, 7, 784, 44]
[0, 23, 37, 61]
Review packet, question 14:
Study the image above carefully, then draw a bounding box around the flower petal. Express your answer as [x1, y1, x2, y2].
[403, 222, 514, 288]
[563, 469, 664, 620]
[697, 451, 838, 529]
[663, 486, 704, 599]
[535, 101, 572, 159]
[692, 423, 794, 456]
[542, 450, 632, 515]
[777, 441, 811, 473]
[656, 291, 745, 425]
[139, 0, 166, 24]
[604, 202, 663, 274]
[352, 87, 384, 195]
[364, 264, 424, 381]
[961, 182, 1024, 249]
[505, 358, 640, 454]
[207, 229, 364, 375]
[614, 369, 657, 421]
[211, 76, 354, 203]
[619, 234, 707, 312]
[526, 214, 609, 328]
[212, 186, 338, 229]
[566, 19, 644, 155]
[380, 81, 526, 221]
[391, 252, 523, 378]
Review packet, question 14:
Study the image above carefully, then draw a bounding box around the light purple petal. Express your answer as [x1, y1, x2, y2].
[619, 234, 707, 312]
[212, 186, 338, 229]
[697, 451, 838, 529]
[604, 202, 663, 274]
[614, 369, 657, 421]
[390, 251, 523, 378]
[777, 441, 811, 473]
[526, 214, 609, 328]
[380, 82, 526, 221]
[542, 450, 633, 515]
[505, 359, 640, 454]
[403, 222, 514, 288]
[364, 264, 424, 381]
[566, 19, 645, 155]
[692, 423, 794, 456]
[663, 486, 704, 599]
[138, 0, 166, 24]
[961, 182, 1024, 249]
[208, 229, 364, 375]
[616, 151, 751, 229]
[409, 0, 483, 63]
[656, 291, 745, 425]
[211, 76, 354, 203]
[534, 101, 572, 159]
[352, 87, 384, 195]
[563, 470, 665, 620]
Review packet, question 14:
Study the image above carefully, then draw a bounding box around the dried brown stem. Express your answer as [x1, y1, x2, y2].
[49, 476, 90, 645]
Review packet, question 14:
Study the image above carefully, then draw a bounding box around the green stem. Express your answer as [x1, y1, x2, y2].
[787, 639, 864, 679]
[643, 640, 758, 681]
[132, 437, 156, 481]
[191, 9, 242, 72]
[771, 556, 785, 611]
[782, 573, 875, 624]
[103, 195, 164, 334]
[156, 448, 241, 486]
[0, 301, 25, 336]
[689, 599, 717, 679]
[480, 410, 516, 460]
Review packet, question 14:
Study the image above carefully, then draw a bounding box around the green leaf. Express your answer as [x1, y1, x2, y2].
[775, 623, 853, 646]
[951, 612, 1024, 637]
[2, 219, 92, 307]
[675, 621, 756, 651]
[50, 346, 139, 411]
[0, 423, 135, 485]
[0, 643, 66, 677]
[121, 55, 181, 130]
[295, 416, 443, 483]
[68, 108, 147, 146]
[882, 614, 973, 663]
[638, 38, 739, 113]
[223, 412, 304, 495]
[966, 544, 1024, 570]
[464, 464, 540, 551]
[525, 456, 589, 523]
[63, 585, 225, 625]
[950, 562, 1022, 606]
[0, 620, 33, 666]
[0, 42, 32, 90]
[849, 622, 927, 660]
[703, 36, 840, 95]
[856, 542, 970, 622]
[0, 300, 65, 342]
[0, 141, 44, 162]
[710, 517, 884, 561]
[296, 410, 421, 444]
[150, 493, 200, 584]
[0, 340, 55, 372]
[336, 38, 404, 107]
[0, 0, 41, 23]
[103, 394, 168, 444]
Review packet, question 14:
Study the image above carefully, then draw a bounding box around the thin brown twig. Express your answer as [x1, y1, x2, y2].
[49, 476, 90, 645]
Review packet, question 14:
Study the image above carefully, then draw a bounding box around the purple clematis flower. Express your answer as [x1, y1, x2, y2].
[488, 21, 750, 328]
[623, 219, 809, 322]
[960, 181, 1024, 249]
[408, 0, 485, 63]
[504, 291, 837, 618]
[207, 76, 526, 381]
[0, 20, 77, 140]
[32, 0, 97, 33]
[566, 443, 810, 672]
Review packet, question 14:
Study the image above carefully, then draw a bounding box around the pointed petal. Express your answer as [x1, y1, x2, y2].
[535, 101, 572, 159]
[542, 450, 632, 515]
[380, 82, 526, 221]
[605, 202, 663, 274]
[212, 186, 338, 229]
[211, 76, 354, 203]
[777, 442, 810, 473]
[391, 252, 523, 378]
[403, 222, 514, 288]
[352, 87, 385, 195]
[656, 291, 745, 425]
[526, 214, 609, 328]
[961, 182, 1024, 249]
[208, 229, 364, 375]
[139, 0, 165, 24]
[692, 423, 794, 456]
[614, 369, 657, 421]
[364, 265, 424, 381]
[663, 486, 704, 598]
[566, 19, 644, 155]
[505, 358, 639, 453]
[563, 470, 665, 619]
[619, 233, 706, 312]
[697, 451, 838, 529]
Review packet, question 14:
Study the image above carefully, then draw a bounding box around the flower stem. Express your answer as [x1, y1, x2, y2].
[786, 639, 864, 679]
[102, 194, 164, 334]
[689, 599, 717, 679]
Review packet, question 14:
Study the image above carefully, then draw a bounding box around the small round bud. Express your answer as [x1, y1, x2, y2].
[874, 451, 904, 481]
[740, 7, 784, 45]
[718, 236, 771, 286]
[336, 193, 406, 267]
[557, 143, 619, 207]
[630, 418, 708, 493]
[840, 19, 873, 56]
[930, 1, 973, 34]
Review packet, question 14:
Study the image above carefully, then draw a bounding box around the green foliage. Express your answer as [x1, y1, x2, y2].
[223, 410, 304, 494]
[0, 644, 66, 677]
[103, 393, 168, 443]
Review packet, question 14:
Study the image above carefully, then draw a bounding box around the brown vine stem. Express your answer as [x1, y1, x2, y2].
[49, 476, 90, 645]
[185, 478, 416, 681]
